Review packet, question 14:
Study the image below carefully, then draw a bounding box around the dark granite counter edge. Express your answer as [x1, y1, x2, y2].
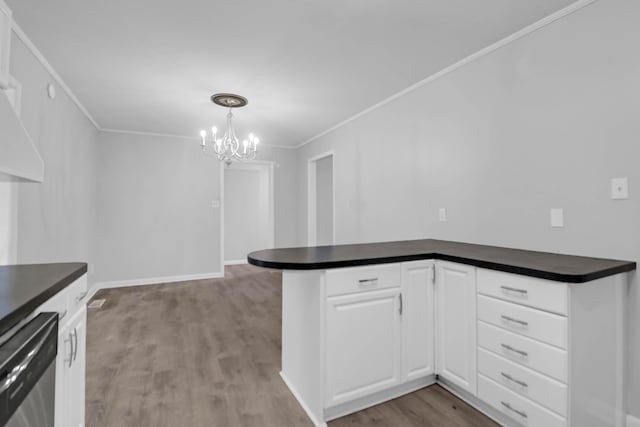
[0, 263, 88, 337]
[247, 253, 636, 283]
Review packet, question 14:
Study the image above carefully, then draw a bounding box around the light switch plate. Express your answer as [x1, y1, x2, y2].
[611, 178, 629, 199]
[211, 200, 221, 208]
[550, 208, 564, 228]
[438, 208, 447, 222]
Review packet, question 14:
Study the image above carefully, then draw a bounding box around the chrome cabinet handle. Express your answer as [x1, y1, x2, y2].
[501, 372, 528, 388]
[76, 291, 88, 302]
[500, 286, 528, 295]
[501, 343, 528, 357]
[501, 401, 527, 418]
[66, 332, 74, 367]
[358, 278, 378, 285]
[59, 309, 68, 321]
[501, 315, 528, 326]
[398, 293, 403, 316]
[72, 328, 79, 362]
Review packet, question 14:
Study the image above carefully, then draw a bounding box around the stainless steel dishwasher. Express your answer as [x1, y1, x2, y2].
[0, 312, 58, 427]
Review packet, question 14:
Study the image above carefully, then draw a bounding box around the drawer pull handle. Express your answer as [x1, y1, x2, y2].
[76, 291, 88, 302]
[59, 309, 68, 321]
[501, 401, 527, 418]
[358, 278, 378, 285]
[501, 343, 528, 357]
[501, 372, 528, 388]
[398, 293, 403, 316]
[500, 286, 528, 295]
[500, 315, 528, 327]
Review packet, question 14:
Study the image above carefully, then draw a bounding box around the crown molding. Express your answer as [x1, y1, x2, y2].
[11, 22, 101, 130]
[100, 127, 296, 149]
[295, 0, 598, 149]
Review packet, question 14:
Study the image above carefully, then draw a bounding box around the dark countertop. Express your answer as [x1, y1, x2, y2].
[0, 263, 88, 336]
[248, 239, 636, 283]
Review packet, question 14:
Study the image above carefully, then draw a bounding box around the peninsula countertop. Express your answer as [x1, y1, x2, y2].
[0, 262, 88, 336]
[248, 239, 636, 283]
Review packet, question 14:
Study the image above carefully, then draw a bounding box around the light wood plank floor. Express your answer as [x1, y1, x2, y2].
[86, 264, 498, 427]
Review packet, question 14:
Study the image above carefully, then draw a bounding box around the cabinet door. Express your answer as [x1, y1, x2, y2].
[401, 260, 435, 382]
[325, 288, 402, 406]
[436, 261, 477, 395]
[54, 324, 73, 427]
[66, 307, 87, 427]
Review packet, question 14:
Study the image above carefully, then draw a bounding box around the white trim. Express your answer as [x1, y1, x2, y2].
[294, 0, 598, 149]
[224, 259, 248, 266]
[307, 151, 335, 246]
[101, 127, 199, 141]
[628, 414, 640, 427]
[280, 372, 327, 427]
[11, 22, 101, 130]
[93, 272, 224, 290]
[220, 162, 225, 277]
[101, 127, 296, 149]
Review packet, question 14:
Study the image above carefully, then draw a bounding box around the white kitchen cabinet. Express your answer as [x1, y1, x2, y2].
[66, 307, 87, 427]
[325, 288, 402, 406]
[435, 261, 477, 395]
[55, 308, 86, 427]
[401, 260, 435, 382]
[37, 275, 88, 427]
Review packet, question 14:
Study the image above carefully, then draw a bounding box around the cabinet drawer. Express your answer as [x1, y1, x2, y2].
[67, 275, 89, 314]
[478, 374, 566, 427]
[326, 264, 401, 296]
[478, 322, 567, 382]
[478, 348, 567, 416]
[477, 269, 568, 315]
[477, 295, 567, 349]
[36, 289, 69, 324]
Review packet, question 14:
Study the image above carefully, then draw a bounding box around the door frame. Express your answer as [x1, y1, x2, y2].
[307, 150, 335, 246]
[221, 160, 276, 266]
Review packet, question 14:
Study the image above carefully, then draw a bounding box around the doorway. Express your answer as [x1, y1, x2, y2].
[307, 152, 335, 246]
[223, 162, 274, 264]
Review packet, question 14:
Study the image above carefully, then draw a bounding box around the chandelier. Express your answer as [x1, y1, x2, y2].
[200, 93, 259, 166]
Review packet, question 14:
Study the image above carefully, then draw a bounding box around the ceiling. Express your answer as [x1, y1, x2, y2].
[8, 0, 577, 148]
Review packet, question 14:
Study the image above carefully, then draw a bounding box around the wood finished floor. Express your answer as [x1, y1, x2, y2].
[86, 264, 499, 427]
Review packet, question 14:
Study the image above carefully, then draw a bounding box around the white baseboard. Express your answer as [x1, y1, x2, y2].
[224, 259, 248, 265]
[279, 372, 327, 427]
[628, 414, 640, 427]
[89, 271, 224, 297]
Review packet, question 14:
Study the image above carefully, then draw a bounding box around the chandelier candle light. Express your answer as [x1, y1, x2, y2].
[200, 93, 259, 166]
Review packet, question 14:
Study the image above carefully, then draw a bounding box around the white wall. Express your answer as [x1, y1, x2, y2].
[0, 182, 17, 264]
[258, 145, 298, 249]
[315, 155, 333, 245]
[95, 132, 222, 283]
[95, 133, 297, 283]
[296, 0, 640, 416]
[224, 165, 271, 261]
[9, 33, 98, 277]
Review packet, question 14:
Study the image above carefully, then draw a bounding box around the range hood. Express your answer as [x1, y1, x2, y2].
[0, 90, 43, 182]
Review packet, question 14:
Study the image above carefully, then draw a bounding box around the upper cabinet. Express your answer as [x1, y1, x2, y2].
[0, 0, 11, 88]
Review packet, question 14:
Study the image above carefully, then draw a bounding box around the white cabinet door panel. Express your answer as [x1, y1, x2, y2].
[402, 261, 435, 382]
[436, 261, 477, 395]
[325, 288, 401, 406]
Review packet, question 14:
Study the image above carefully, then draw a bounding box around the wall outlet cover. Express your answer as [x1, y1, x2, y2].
[438, 208, 447, 222]
[550, 208, 564, 228]
[611, 177, 629, 199]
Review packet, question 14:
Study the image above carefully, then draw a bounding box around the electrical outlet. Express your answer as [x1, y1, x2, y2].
[438, 208, 447, 222]
[611, 178, 629, 200]
[550, 208, 564, 228]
